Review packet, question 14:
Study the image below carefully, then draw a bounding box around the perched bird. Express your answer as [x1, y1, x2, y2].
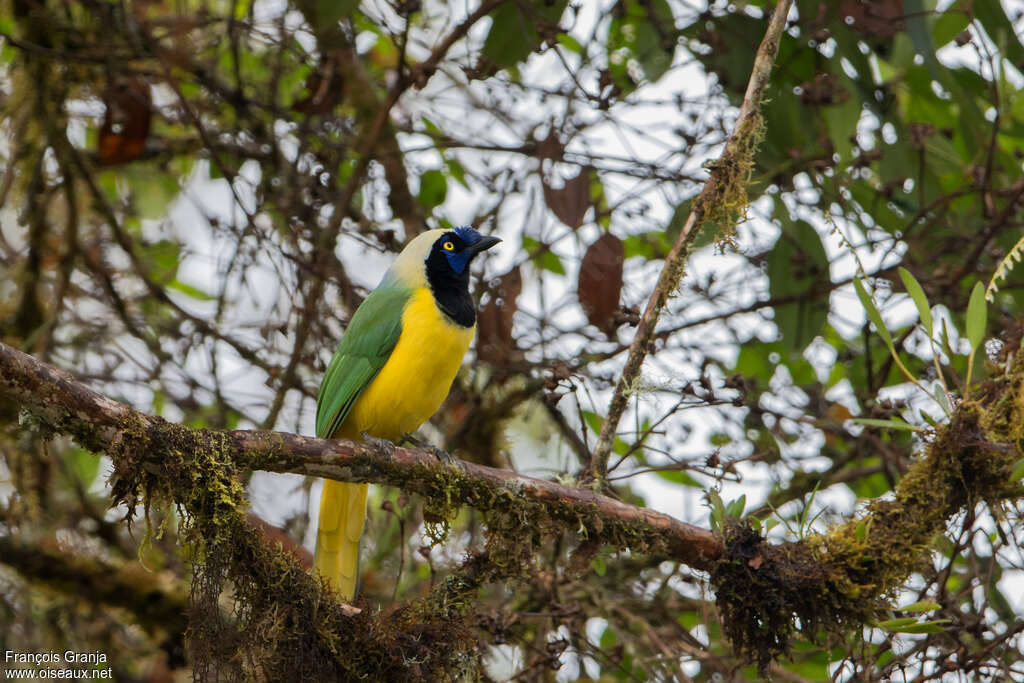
[314, 226, 500, 599]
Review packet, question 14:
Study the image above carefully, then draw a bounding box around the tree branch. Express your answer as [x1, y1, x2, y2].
[590, 0, 795, 481]
[0, 340, 723, 572]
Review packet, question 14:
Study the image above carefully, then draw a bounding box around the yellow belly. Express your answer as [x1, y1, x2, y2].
[338, 287, 474, 441]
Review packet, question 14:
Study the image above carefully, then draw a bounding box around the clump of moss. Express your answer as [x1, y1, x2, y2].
[713, 520, 883, 672]
[693, 111, 765, 246]
[713, 366, 1024, 672]
[102, 419, 485, 680]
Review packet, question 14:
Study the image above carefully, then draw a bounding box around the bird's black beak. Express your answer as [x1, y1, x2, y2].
[468, 235, 501, 255]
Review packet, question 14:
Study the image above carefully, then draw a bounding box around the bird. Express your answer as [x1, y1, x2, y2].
[314, 226, 500, 599]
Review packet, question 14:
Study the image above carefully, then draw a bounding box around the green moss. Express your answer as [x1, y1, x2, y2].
[84, 419, 486, 680]
[713, 353, 1024, 671]
[693, 111, 765, 245]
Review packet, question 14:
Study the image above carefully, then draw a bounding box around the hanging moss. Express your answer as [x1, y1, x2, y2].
[692, 111, 765, 245]
[97, 418, 484, 680]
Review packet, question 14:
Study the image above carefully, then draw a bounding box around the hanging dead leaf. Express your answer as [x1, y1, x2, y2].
[98, 77, 152, 165]
[477, 266, 523, 365]
[578, 233, 624, 333]
[543, 168, 591, 230]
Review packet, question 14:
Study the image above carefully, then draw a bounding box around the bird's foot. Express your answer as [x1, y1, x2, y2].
[401, 434, 461, 469]
[361, 432, 396, 459]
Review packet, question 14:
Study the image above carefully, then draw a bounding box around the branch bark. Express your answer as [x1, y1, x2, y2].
[590, 0, 795, 481]
[0, 340, 723, 571]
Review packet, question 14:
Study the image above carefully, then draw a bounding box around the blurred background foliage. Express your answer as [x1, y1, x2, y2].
[1, 0, 1024, 679]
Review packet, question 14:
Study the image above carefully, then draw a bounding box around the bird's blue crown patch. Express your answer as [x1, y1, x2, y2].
[453, 226, 482, 245]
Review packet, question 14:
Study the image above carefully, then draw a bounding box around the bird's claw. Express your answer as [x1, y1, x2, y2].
[428, 445, 460, 468]
[401, 433, 461, 469]
[361, 432, 396, 459]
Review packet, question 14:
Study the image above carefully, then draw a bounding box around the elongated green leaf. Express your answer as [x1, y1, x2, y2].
[876, 617, 918, 630]
[893, 620, 951, 634]
[1009, 458, 1024, 483]
[853, 277, 893, 345]
[966, 281, 987, 352]
[934, 382, 952, 415]
[726, 494, 746, 519]
[768, 220, 830, 352]
[851, 418, 920, 432]
[901, 600, 941, 613]
[898, 267, 933, 337]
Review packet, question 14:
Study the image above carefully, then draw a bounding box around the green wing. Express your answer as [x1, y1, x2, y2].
[315, 286, 410, 440]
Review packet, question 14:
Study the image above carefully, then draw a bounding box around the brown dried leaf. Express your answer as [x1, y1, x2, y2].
[578, 233, 624, 333]
[98, 77, 152, 165]
[543, 168, 591, 230]
[477, 266, 523, 365]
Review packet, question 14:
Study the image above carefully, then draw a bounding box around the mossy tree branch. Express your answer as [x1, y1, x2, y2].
[0, 340, 722, 572]
[714, 360, 1024, 669]
[4, 339, 1023, 672]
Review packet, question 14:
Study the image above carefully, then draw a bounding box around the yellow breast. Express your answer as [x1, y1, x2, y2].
[340, 287, 474, 441]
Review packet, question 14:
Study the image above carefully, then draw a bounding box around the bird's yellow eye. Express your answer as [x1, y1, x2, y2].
[443, 241, 455, 251]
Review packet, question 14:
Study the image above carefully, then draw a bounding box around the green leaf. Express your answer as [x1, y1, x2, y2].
[725, 494, 746, 519]
[932, 9, 971, 47]
[851, 418, 920, 432]
[581, 409, 602, 435]
[623, 231, 670, 260]
[522, 235, 566, 275]
[312, 0, 358, 35]
[934, 382, 952, 415]
[894, 620, 951, 634]
[556, 32, 583, 54]
[445, 157, 469, 189]
[417, 169, 448, 210]
[143, 240, 180, 283]
[1009, 457, 1024, 483]
[482, 0, 568, 69]
[768, 220, 830, 352]
[966, 281, 987, 352]
[126, 168, 180, 220]
[876, 617, 919, 631]
[63, 447, 101, 489]
[167, 279, 215, 301]
[900, 600, 941, 613]
[607, 0, 676, 90]
[898, 267, 933, 337]
[853, 277, 893, 346]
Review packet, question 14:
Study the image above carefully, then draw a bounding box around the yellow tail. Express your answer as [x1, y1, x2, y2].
[315, 480, 369, 600]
